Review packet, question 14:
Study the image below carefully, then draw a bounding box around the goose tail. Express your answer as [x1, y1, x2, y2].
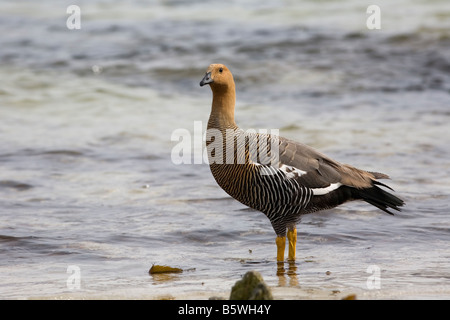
[353, 182, 404, 215]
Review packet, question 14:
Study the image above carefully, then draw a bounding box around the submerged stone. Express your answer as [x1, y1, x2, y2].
[229, 270, 273, 300]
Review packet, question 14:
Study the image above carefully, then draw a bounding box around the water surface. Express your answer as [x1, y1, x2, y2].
[0, 0, 449, 299]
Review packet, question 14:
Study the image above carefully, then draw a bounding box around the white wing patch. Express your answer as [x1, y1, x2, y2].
[312, 182, 342, 195]
[279, 164, 307, 179]
[256, 162, 342, 195]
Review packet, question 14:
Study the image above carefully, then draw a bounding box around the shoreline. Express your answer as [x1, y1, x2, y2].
[28, 284, 450, 300]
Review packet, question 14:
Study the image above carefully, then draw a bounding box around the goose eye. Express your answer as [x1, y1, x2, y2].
[219, 68, 223, 73]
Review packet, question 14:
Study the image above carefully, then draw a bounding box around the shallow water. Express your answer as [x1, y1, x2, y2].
[0, 0, 449, 299]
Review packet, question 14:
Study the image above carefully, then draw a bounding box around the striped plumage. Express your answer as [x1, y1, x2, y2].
[200, 63, 404, 262]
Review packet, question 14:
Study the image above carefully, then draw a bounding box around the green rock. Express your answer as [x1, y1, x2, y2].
[229, 271, 273, 300]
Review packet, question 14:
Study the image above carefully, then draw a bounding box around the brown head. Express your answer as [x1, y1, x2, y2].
[199, 64, 235, 92]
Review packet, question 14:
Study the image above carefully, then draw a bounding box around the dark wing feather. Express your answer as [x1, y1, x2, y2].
[277, 137, 380, 189]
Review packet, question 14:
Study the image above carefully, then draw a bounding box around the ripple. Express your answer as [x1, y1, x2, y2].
[0, 180, 34, 191]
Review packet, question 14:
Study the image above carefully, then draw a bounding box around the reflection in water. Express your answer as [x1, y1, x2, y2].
[277, 261, 298, 287]
[149, 272, 182, 283]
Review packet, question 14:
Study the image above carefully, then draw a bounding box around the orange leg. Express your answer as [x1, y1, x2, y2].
[287, 228, 297, 261]
[276, 236, 286, 262]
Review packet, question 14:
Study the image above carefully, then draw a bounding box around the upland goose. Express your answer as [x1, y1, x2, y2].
[200, 64, 404, 262]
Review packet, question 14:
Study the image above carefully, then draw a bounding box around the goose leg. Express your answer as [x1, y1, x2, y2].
[276, 236, 286, 262]
[287, 228, 297, 261]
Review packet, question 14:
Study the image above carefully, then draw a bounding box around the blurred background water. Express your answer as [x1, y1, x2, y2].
[0, 0, 449, 299]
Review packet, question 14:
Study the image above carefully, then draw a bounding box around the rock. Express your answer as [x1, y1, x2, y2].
[149, 264, 183, 274]
[209, 296, 225, 300]
[229, 271, 273, 300]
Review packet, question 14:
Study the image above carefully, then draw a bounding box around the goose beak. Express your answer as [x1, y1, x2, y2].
[200, 72, 213, 86]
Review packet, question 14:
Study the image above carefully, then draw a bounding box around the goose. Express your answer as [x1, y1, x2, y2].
[200, 63, 404, 262]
